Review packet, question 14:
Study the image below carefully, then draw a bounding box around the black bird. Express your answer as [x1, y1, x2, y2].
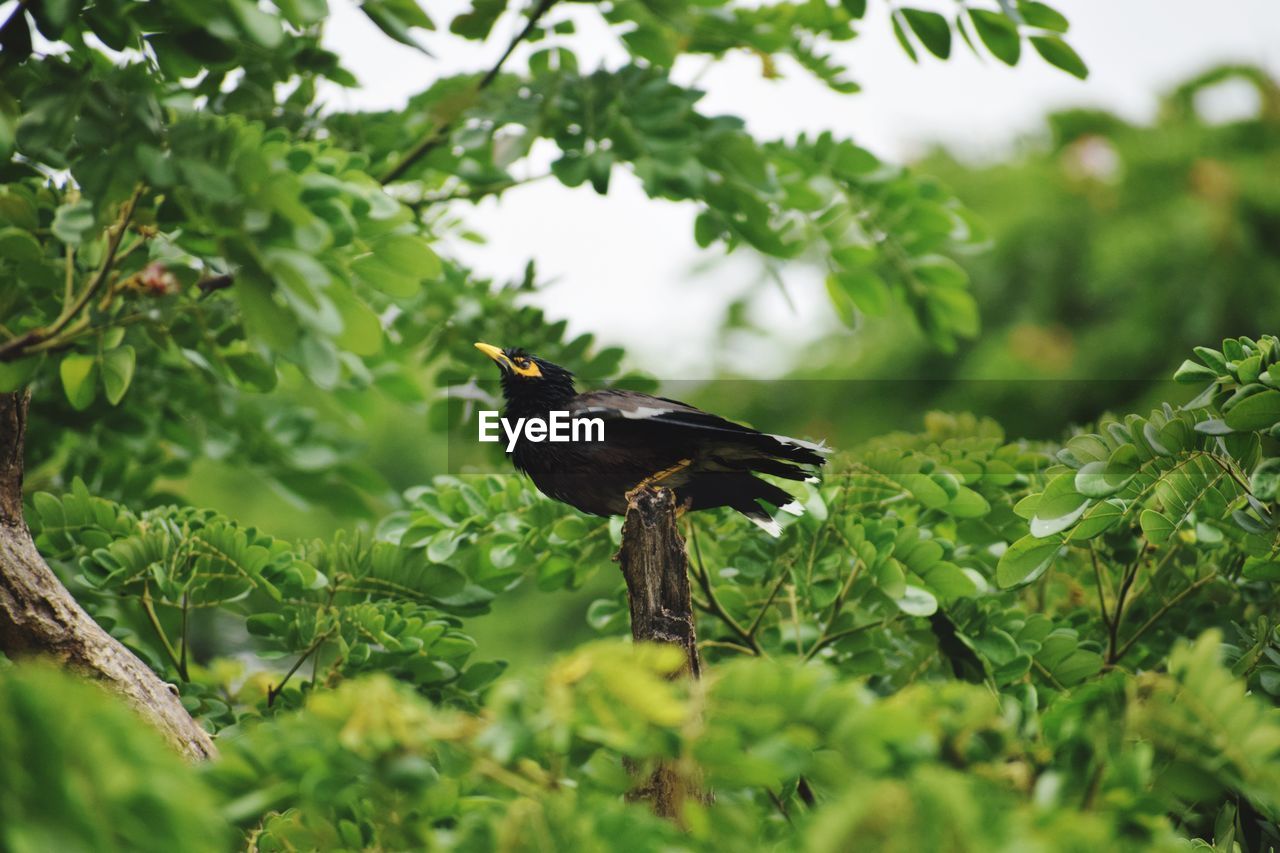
[475, 342, 828, 534]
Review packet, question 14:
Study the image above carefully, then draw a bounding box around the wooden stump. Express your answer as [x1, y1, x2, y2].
[615, 485, 706, 821]
[0, 391, 216, 760]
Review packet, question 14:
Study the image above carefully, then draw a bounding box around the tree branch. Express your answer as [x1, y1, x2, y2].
[1111, 574, 1216, 664]
[0, 391, 216, 759]
[0, 185, 145, 363]
[407, 173, 553, 210]
[615, 486, 710, 822]
[379, 0, 559, 185]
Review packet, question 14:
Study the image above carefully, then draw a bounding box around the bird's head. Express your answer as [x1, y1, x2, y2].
[475, 342, 576, 405]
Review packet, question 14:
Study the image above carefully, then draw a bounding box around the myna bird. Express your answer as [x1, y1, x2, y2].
[475, 342, 828, 534]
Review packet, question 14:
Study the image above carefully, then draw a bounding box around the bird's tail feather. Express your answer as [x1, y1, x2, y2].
[731, 475, 803, 538]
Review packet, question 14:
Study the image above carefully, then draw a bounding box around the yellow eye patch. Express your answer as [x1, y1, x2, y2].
[511, 357, 542, 378]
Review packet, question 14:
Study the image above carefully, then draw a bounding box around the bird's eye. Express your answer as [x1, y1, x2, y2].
[514, 358, 529, 368]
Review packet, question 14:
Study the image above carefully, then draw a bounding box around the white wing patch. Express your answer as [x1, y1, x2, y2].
[767, 434, 833, 455]
[575, 405, 680, 420]
[747, 513, 783, 537]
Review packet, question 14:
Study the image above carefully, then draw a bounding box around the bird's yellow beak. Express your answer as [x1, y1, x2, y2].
[475, 341, 542, 377]
[474, 341, 509, 368]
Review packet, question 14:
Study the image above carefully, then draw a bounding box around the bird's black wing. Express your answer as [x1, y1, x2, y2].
[568, 389, 830, 468]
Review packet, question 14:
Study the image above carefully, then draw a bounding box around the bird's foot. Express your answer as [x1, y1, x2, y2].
[626, 459, 693, 503]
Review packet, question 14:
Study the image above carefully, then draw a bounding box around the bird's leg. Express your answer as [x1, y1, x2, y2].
[626, 458, 692, 503]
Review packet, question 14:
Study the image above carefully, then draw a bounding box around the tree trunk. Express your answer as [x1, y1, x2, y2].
[0, 391, 216, 760]
[615, 485, 705, 821]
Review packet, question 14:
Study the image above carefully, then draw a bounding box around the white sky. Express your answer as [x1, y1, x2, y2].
[322, 1, 1280, 377]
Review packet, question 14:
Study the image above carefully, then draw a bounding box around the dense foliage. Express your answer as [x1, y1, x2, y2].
[8, 336, 1280, 851]
[3, 0, 1279, 851]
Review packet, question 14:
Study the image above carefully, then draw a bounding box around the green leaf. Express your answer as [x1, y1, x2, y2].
[51, 200, 96, 245]
[451, 0, 505, 40]
[969, 9, 1021, 65]
[275, 0, 328, 27]
[890, 13, 919, 62]
[101, 345, 135, 406]
[332, 289, 383, 356]
[1030, 472, 1088, 537]
[350, 236, 435, 299]
[1030, 35, 1087, 79]
[926, 563, 979, 599]
[1251, 458, 1280, 502]
[178, 160, 237, 203]
[1193, 418, 1233, 435]
[552, 516, 589, 541]
[622, 26, 677, 66]
[59, 353, 98, 410]
[1139, 508, 1175, 545]
[1018, 1, 1068, 32]
[224, 350, 278, 392]
[831, 144, 879, 178]
[1102, 443, 1139, 491]
[1223, 390, 1280, 432]
[352, 234, 442, 298]
[1075, 460, 1119, 498]
[0, 357, 38, 392]
[1052, 649, 1103, 684]
[825, 274, 858, 328]
[944, 486, 989, 518]
[373, 234, 442, 276]
[228, 0, 284, 48]
[1243, 559, 1280, 581]
[361, 0, 433, 51]
[996, 534, 1059, 588]
[1071, 499, 1123, 540]
[901, 9, 951, 59]
[0, 226, 41, 262]
[835, 268, 890, 316]
[1173, 359, 1218, 383]
[895, 585, 938, 616]
[0, 92, 18, 161]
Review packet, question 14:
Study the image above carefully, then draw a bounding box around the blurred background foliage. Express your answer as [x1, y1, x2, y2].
[179, 61, 1280, 669]
[184, 62, 1280, 541]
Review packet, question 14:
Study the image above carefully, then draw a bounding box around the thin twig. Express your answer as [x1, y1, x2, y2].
[0, 184, 145, 362]
[805, 557, 865, 659]
[698, 639, 755, 656]
[63, 245, 74, 306]
[1111, 574, 1216, 664]
[267, 631, 332, 707]
[1088, 545, 1112, 630]
[380, 0, 559, 184]
[409, 173, 552, 208]
[179, 591, 190, 682]
[197, 273, 235, 297]
[1127, 539, 1186, 606]
[1108, 540, 1152, 660]
[141, 582, 186, 679]
[687, 522, 763, 655]
[745, 569, 789, 640]
[804, 619, 886, 661]
[1031, 657, 1066, 691]
[787, 584, 803, 656]
[765, 788, 792, 824]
